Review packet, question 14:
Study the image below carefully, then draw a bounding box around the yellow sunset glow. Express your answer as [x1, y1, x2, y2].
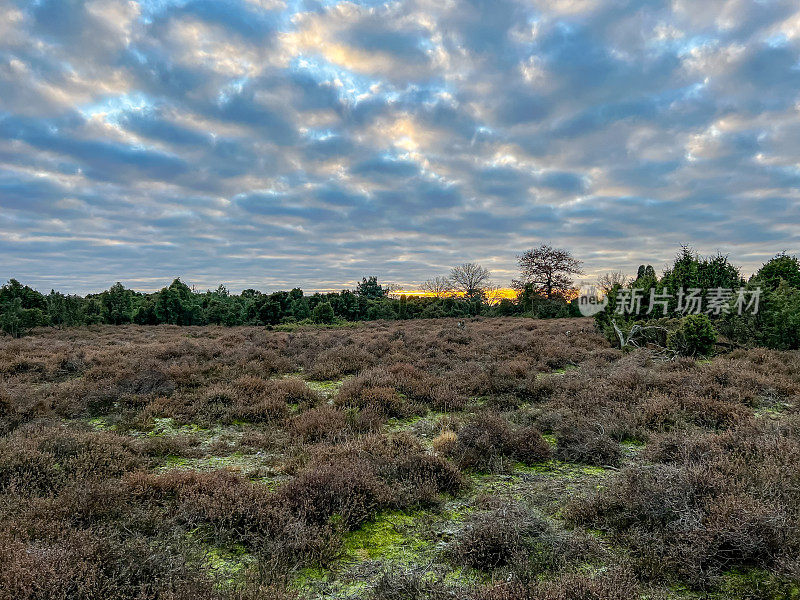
[389, 288, 520, 302]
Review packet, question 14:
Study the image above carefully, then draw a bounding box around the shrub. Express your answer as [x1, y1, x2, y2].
[450, 415, 551, 471]
[432, 430, 457, 455]
[555, 423, 622, 467]
[335, 372, 421, 418]
[506, 426, 552, 464]
[277, 460, 390, 528]
[471, 567, 639, 600]
[0, 529, 221, 600]
[449, 414, 512, 471]
[0, 425, 144, 495]
[448, 500, 550, 571]
[305, 345, 374, 380]
[667, 314, 717, 357]
[568, 424, 800, 585]
[290, 405, 348, 442]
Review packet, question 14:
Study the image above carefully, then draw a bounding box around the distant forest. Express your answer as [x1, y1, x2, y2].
[2, 245, 799, 353]
[0, 274, 577, 337]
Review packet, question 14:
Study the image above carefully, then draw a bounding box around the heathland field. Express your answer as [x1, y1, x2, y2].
[1, 318, 798, 599]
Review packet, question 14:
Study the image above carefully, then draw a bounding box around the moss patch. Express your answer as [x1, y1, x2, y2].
[305, 378, 346, 397]
[719, 568, 800, 600]
[343, 510, 427, 562]
[86, 416, 115, 431]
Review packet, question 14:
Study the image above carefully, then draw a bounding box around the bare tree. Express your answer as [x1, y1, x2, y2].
[450, 263, 492, 295]
[421, 276, 453, 298]
[513, 244, 583, 298]
[596, 271, 630, 294]
[383, 283, 402, 298]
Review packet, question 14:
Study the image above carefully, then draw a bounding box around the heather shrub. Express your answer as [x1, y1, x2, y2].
[190, 376, 319, 424]
[0, 425, 144, 495]
[520, 373, 556, 402]
[306, 345, 373, 380]
[270, 377, 321, 407]
[369, 570, 463, 600]
[335, 372, 421, 418]
[122, 469, 343, 578]
[507, 426, 552, 464]
[450, 414, 551, 471]
[229, 377, 311, 423]
[304, 433, 464, 508]
[290, 405, 349, 442]
[123, 469, 274, 540]
[140, 434, 202, 458]
[238, 427, 288, 452]
[115, 368, 176, 398]
[448, 500, 550, 571]
[569, 425, 800, 585]
[638, 393, 749, 431]
[449, 413, 512, 471]
[393, 366, 466, 410]
[345, 405, 387, 433]
[471, 567, 639, 600]
[0, 529, 221, 600]
[277, 460, 390, 528]
[554, 423, 623, 467]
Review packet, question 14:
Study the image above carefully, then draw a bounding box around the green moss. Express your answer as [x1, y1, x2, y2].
[513, 459, 609, 478]
[548, 364, 578, 375]
[184, 530, 255, 590]
[343, 510, 427, 562]
[294, 566, 327, 587]
[580, 465, 608, 476]
[514, 461, 558, 473]
[720, 568, 800, 600]
[163, 454, 190, 467]
[86, 416, 115, 431]
[305, 379, 345, 395]
[205, 543, 254, 578]
[157, 451, 280, 480]
[620, 437, 646, 447]
[385, 414, 426, 432]
[293, 567, 370, 599]
[586, 528, 605, 538]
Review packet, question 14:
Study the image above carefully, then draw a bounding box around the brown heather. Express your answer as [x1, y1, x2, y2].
[0, 317, 798, 598]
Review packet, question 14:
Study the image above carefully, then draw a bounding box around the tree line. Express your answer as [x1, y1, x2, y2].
[3, 243, 798, 351]
[0, 247, 585, 337]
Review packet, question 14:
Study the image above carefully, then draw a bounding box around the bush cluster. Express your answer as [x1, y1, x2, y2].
[445, 413, 551, 471]
[568, 423, 800, 585]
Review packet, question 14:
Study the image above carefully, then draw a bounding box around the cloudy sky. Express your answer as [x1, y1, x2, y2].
[1, 0, 799, 293]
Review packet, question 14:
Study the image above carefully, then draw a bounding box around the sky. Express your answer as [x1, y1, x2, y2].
[1, 0, 799, 294]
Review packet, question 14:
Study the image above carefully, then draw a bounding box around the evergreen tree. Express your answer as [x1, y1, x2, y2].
[312, 301, 335, 324]
[356, 276, 386, 299]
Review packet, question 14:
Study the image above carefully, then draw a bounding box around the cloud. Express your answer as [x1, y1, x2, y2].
[1, 0, 799, 293]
